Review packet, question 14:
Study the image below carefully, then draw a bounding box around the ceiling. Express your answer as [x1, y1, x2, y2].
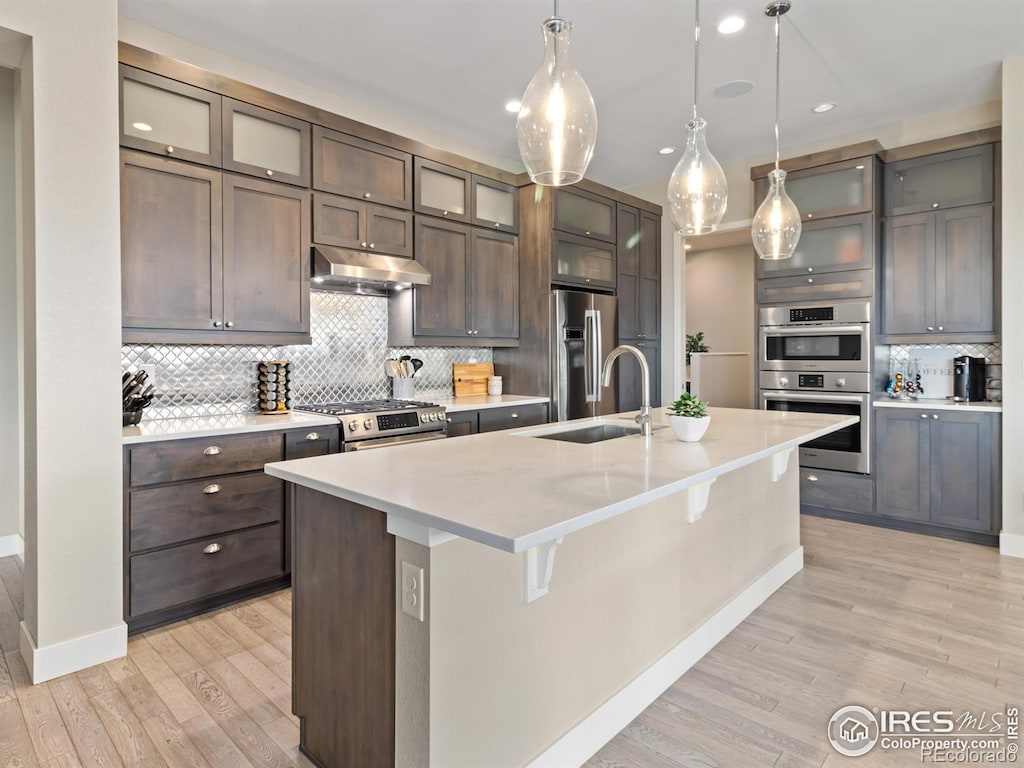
[118, 0, 1024, 190]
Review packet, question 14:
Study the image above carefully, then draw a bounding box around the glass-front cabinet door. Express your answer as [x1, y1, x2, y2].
[757, 213, 875, 278]
[552, 231, 616, 289]
[223, 98, 310, 187]
[414, 159, 470, 222]
[472, 176, 518, 233]
[553, 188, 616, 242]
[119, 65, 222, 167]
[755, 157, 874, 222]
[884, 145, 994, 216]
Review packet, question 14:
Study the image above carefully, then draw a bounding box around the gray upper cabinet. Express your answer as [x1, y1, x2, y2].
[472, 176, 518, 233]
[553, 232, 616, 290]
[313, 126, 413, 209]
[875, 408, 1000, 534]
[882, 213, 934, 336]
[757, 212, 875, 278]
[755, 157, 875, 222]
[884, 145, 994, 216]
[554, 188, 616, 242]
[222, 98, 310, 187]
[119, 65, 222, 168]
[617, 205, 661, 340]
[313, 192, 413, 257]
[757, 269, 874, 305]
[414, 158, 470, 222]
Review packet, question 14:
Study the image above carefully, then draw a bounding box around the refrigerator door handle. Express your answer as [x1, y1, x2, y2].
[593, 309, 603, 402]
[584, 309, 597, 403]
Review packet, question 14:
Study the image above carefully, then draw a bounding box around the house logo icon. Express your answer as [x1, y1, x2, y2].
[828, 706, 880, 757]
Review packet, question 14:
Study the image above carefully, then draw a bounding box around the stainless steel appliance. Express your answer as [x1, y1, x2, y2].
[759, 301, 871, 372]
[759, 372, 871, 473]
[758, 300, 872, 474]
[551, 289, 618, 421]
[296, 399, 447, 451]
[953, 356, 986, 402]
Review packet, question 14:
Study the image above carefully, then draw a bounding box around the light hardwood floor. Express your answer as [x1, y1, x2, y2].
[1, 516, 1022, 768]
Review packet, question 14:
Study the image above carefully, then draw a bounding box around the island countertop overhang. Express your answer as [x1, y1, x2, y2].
[265, 407, 857, 553]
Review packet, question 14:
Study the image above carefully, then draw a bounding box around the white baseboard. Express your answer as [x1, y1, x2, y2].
[20, 619, 128, 684]
[0, 533, 23, 560]
[1001, 531, 1024, 559]
[526, 546, 805, 768]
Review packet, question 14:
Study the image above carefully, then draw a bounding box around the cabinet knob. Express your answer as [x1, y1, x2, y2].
[807, 267, 813, 273]
[807, 213, 814, 219]
[585, 231, 591, 236]
[165, 146, 174, 154]
[203, 446, 222, 456]
[585, 278, 592, 283]
[637, 342, 645, 347]
[807, 278, 814, 284]
[447, 417, 453, 423]
[306, 432, 320, 441]
[806, 474, 818, 482]
[932, 203, 939, 208]
[442, 210, 449, 217]
[472, 329, 479, 335]
[364, 192, 371, 199]
[203, 484, 221, 495]
[213, 320, 223, 328]
[225, 321, 234, 328]
[361, 241, 368, 247]
[266, 169, 274, 176]
[932, 414, 939, 419]
[495, 222, 501, 228]
[466, 329, 473, 335]
[203, 543, 222, 555]
[369, 243, 375, 249]
[927, 326, 935, 331]
[510, 413, 520, 419]
[937, 326, 944, 331]
[920, 413, 929, 419]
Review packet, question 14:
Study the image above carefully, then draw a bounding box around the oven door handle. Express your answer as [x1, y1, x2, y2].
[346, 431, 448, 451]
[762, 391, 867, 404]
[761, 324, 865, 336]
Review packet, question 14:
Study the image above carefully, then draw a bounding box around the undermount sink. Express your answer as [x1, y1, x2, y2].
[533, 423, 665, 444]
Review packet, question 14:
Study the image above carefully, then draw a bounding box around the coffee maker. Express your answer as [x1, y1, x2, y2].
[952, 356, 986, 401]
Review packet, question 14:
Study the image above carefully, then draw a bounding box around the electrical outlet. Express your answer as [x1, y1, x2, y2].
[401, 561, 425, 622]
[139, 364, 157, 389]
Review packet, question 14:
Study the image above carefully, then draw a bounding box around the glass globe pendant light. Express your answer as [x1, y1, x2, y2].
[667, 0, 728, 235]
[516, 0, 597, 186]
[751, 0, 801, 260]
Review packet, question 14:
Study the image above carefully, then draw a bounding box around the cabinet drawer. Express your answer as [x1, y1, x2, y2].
[129, 432, 284, 486]
[478, 403, 548, 433]
[445, 410, 479, 437]
[130, 524, 284, 617]
[757, 269, 873, 304]
[129, 473, 283, 551]
[800, 468, 874, 515]
[284, 427, 340, 459]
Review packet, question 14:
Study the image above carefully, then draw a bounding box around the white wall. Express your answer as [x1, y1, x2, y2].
[685, 245, 756, 362]
[0, 0, 125, 681]
[1001, 58, 1024, 556]
[0, 66, 18, 555]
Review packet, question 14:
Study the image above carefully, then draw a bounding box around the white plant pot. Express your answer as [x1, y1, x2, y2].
[668, 414, 711, 442]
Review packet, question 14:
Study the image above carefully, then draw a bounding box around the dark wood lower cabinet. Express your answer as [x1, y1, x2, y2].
[445, 403, 549, 437]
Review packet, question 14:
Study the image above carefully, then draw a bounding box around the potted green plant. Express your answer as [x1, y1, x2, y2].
[666, 391, 711, 442]
[686, 332, 709, 365]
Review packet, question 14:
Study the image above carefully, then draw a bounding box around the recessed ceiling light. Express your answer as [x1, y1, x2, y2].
[658, 146, 676, 155]
[505, 100, 522, 113]
[713, 80, 754, 99]
[132, 121, 153, 132]
[717, 16, 745, 34]
[812, 102, 836, 113]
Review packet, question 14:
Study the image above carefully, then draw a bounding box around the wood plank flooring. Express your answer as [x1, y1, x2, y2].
[0, 516, 1022, 767]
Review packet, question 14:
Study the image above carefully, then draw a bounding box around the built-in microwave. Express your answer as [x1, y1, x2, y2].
[759, 301, 871, 373]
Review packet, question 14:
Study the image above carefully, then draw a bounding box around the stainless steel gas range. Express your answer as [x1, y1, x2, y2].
[296, 399, 448, 451]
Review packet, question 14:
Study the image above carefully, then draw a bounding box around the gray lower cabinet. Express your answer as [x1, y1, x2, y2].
[124, 426, 337, 633]
[800, 468, 874, 516]
[617, 341, 661, 411]
[445, 403, 548, 436]
[875, 408, 1000, 534]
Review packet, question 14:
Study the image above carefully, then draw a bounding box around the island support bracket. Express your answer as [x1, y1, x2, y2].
[686, 478, 717, 523]
[771, 448, 796, 483]
[524, 537, 565, 603]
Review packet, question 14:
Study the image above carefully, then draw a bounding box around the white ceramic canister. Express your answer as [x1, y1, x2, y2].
[488, 376, 503, 396]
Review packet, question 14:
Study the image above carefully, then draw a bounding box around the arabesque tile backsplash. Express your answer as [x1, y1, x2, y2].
[122, 292, 492, 419]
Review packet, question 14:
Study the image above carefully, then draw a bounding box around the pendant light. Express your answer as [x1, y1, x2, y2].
[666, 0, 728, 235]
[751, 0, 801, 260]
[516, 0, 598, 186]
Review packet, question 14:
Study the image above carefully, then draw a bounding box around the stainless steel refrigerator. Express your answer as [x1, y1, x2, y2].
[551, 289, 618, 421]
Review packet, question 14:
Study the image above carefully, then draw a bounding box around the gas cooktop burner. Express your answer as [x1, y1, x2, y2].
[295, 399, 439, 416]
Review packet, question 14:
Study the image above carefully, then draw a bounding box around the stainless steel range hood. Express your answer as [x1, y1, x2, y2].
[312, 246, 431, 296]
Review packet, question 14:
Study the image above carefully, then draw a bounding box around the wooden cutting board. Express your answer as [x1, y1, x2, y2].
[453, 363, 494, 397]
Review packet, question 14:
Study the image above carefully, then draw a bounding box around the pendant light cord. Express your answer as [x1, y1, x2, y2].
[693, 0, 701, 122]
[773, 11, 781, 170]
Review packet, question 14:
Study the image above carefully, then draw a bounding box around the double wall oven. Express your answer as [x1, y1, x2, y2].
[758, 301, 871, 474]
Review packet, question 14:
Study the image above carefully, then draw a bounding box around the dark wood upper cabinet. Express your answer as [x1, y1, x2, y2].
[222, 175, 311, 336]
[638, 211, 661, 340]
[313, 192, 413, 258]
[120, 150, 223, 332]
[313, 126, 412, 209]
[757, 212, 876, 279]
[754, 157, 875, 221]
[119, 65, 222, 168]
[414, 158, 470, 222]
[222, 98, 311, 187]
[471, 175, 518, 233]
[412, 217, 471, 337]
[552, 231, 616, 290]
[469, 229, 518, 339]
[553, 187, 617, 242]
[884, 145, 994, 216]
[616, 205, 641, 339]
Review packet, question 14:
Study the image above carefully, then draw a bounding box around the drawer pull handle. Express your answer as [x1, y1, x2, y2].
[306, 432, 320, 441]
[203, 484, 221, 495]
[203, 446, 222, 456]
[806, 474, 819, 482]
[920, 413, 929, 419]
[203, 543, 222, 555]
[510, 413, 520, 418]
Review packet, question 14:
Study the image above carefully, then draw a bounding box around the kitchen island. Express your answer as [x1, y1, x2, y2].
[265, 407, 856, 768]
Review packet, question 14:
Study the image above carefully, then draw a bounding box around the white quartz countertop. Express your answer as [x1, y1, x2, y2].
[435, 394, 550, 413]
[872, 397, 1002, 413]
[123, 412, 340, 444]
[265, 407, 856, 553]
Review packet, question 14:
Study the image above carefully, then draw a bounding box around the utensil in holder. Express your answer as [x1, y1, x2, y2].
[393, 377, 415, 400]
[256, 360, 292, 413]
